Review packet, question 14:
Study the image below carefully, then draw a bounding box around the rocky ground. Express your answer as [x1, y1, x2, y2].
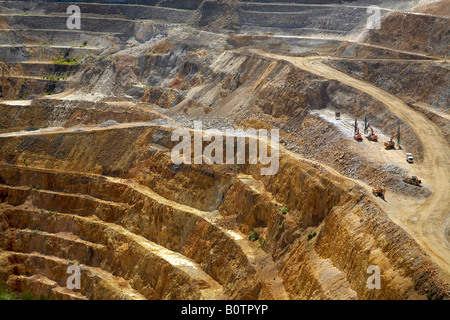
[0, 0, 448, 300]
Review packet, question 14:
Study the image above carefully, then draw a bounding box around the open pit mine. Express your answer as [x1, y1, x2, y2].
[0, 0, 448, 301]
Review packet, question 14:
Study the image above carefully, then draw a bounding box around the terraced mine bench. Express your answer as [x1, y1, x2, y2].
[0, 0, 198, 98]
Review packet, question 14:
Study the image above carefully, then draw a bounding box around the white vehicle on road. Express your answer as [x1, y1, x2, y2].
[406, 153, 414, 163]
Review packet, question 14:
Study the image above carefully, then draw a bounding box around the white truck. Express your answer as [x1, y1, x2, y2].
[406, 153, 414, 163]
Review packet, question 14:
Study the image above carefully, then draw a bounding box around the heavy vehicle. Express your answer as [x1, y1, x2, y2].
[372, 186, 386, 200]
[354, 119, 362, 141]
[403, 176, 422, 186]
[406, 153, 414, 163]
[335, 111, 341, 120]
[384, 126, 401, 149]
[367, 123, 378, 141]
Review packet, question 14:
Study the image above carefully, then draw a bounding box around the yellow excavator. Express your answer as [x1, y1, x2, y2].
[384, 126, 401, 149]
[403, 176, 422, 186]
[372, 186, 386, 200]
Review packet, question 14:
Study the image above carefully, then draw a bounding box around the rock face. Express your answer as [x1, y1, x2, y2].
[0, 0, 449, 300]
[364, 13, 449, 57]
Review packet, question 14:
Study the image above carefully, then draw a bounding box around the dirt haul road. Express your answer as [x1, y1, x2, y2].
[253, 50, 450, 278]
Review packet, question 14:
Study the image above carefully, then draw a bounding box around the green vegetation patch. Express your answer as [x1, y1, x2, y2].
[307, 230, 317, 241]
[52, 56, 82, 65]
[248, 230, 259, 242]
[0, 281, 54, 300]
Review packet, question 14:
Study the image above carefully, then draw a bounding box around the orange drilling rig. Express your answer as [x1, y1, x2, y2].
[354, 119, 362, 141]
